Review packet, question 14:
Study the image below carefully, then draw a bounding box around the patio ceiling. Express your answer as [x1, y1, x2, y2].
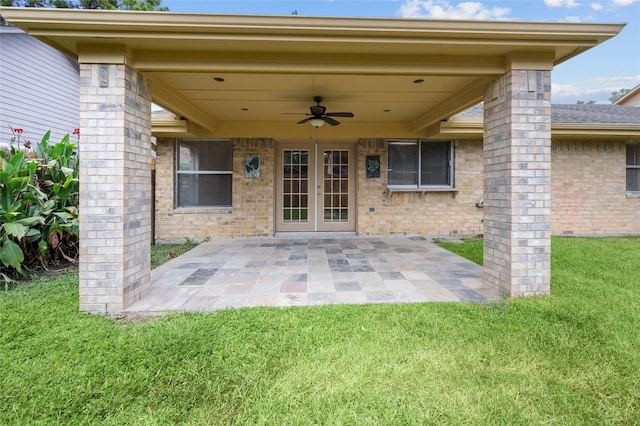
[0, 8, 625, 139]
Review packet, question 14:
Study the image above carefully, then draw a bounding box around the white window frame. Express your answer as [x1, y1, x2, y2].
[175, 139, 233, 208]
[627, 143, 640, 193]
[387, 139, 454, 189]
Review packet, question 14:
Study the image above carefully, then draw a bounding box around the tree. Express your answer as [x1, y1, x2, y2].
[609, 88, 631, 104]
[1, 0, 166, 24]
[576, 100, 596, 105]
[0, 0, 167, 10]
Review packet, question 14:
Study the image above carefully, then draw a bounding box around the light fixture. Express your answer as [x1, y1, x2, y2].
[309, 118, 325, 128]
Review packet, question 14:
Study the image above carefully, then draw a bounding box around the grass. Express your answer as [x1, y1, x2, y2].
[150, 239, 199, 270]
[436, 236, 484, 265]
[1, 237, 640, 424]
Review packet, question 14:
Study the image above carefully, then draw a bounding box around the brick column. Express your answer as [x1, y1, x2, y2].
[79, 63, 153, 313]
[483, 70, 552, 296]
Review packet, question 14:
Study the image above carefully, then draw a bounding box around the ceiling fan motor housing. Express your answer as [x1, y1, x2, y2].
[310, 105, 326, 116]
[296, 96, 354, 126]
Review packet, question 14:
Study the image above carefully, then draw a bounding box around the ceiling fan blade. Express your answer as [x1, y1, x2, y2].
[297, 117, 313, 124]
[325, 112, 354, 117]
[282, 112, 310, 115]
[323, 117, 340, 126]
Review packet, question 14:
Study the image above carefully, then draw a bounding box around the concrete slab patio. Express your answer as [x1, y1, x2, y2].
[125, 236, 502, 314]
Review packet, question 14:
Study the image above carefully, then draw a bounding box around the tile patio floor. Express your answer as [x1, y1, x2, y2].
[125, 236, 502, 314]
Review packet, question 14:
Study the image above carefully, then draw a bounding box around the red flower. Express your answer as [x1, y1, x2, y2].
[13, 128, 23, 134]
[72, 128, 80, 135]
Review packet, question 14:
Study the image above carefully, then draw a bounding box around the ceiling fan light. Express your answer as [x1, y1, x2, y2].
[310, 118, 325, 127]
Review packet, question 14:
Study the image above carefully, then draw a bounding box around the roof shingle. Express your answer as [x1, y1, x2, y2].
[456, 103, 640, 125]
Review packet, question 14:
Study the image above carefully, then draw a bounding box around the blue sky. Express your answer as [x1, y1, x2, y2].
[162, 0, 640, 104]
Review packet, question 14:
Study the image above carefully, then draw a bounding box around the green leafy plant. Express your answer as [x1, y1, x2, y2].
[0, 131, 79, 286]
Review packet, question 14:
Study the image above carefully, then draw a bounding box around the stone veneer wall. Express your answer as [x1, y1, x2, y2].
[154, 137, 274, 241]
[356, 138, 484, 237]
[552, 140, 640, 235]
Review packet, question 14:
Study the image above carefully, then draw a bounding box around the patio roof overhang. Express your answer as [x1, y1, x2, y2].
[0, 8, 625, 139]
[429, 117, 640, 141]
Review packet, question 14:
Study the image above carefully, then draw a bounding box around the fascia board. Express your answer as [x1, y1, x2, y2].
[0, 8, 625, 61]
[428, 120, 640, 140]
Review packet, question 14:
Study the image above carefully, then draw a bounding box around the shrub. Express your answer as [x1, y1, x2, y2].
[0, 131, 79, 285]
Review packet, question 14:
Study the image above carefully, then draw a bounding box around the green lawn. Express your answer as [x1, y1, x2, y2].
[436, 236, 484, 265]
[150, 239, 199, 269]
[1, 237, 639, 424]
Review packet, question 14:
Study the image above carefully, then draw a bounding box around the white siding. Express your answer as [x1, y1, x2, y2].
[0, 27, 79, 149]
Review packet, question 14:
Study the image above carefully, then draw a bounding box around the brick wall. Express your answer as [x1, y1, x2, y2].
[79, 64, 152, 313]
[154, 137, 274, 241]
[356, 138, 484, 237]
[483, 70, 552, 296]
[153, 135, 639, 241]
[552, 140, 640, 235]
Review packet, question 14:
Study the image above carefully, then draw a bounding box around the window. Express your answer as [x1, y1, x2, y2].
[628, 143, 640, 193]
[176, 139, 232, 207]
[388, 140, 453, 188]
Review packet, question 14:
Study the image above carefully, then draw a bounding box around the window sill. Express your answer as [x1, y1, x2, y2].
[626, 192, 640, 199]
[384, 187, 458, 201]
[173, 207, 233, 214]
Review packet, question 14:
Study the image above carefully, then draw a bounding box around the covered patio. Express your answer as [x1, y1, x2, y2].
[126, 236, 500, 313]
[0, 8, 625, 313]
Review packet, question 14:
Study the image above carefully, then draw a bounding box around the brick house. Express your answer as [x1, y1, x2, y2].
[154, 103, 640, 241]
[1, 7, 638, 313]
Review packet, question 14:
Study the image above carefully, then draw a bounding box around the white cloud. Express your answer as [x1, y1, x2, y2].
[544, 0, 580, 8]
[586, 75, 640, 85]
[552, 75, 640, 103]
[562, 15, 583, 22]
[590, 2, 603, 10]
[613, 0, 638, 5]
[398, 0, 511, 19]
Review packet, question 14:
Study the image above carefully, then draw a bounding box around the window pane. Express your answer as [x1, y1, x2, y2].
[177, 174, 232, 207]
[282, 150, 309, 222]
[627, 144, 639, 192]
[177, 139, 233, 207]
[420, 141, 451, 186]
[627, 168, 639, 192]
[628, 144, 638, 166]
[178, 139, 232, 171]
[388, 142, 418, 186]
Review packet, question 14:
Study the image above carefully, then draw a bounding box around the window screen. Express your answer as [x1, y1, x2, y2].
[627, 143, 639, 192]
[176, 139, 232, 207]
[388, 142, 418, 186]
[388, 140, 453, 188]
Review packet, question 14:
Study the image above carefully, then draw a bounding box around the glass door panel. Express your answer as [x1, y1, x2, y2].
[322, 149, 349, 222]
[276, 142, 354, 233]
[282, 149, 309, 223]
[318, 146, 355, 232]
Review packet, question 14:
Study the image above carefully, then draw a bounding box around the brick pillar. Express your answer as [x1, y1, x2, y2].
[483, 70, 552, 296]
[79, 63, 153, 313]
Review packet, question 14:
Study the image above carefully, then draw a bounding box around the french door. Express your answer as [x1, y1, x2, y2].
[276, 141, 356, 233]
